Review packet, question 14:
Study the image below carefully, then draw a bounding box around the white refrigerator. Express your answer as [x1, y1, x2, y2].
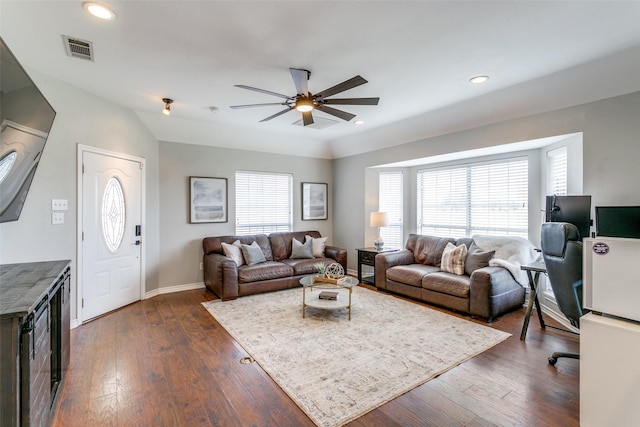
[581, 237, 640, 426]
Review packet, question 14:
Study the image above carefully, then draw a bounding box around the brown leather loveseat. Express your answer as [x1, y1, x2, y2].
[374, 234, 526, 322]
[203, 230, 347, 301]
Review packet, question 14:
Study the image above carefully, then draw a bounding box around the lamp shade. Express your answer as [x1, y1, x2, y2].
[370, 211, 389, 228]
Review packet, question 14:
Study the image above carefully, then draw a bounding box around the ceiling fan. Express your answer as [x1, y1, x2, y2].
[230, 68, 379, 126]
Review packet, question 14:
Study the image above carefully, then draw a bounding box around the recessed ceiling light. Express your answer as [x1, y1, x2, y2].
[354, 120, 365, 125]
[469, 75, 489, 84]
[83, 2, 117, 20]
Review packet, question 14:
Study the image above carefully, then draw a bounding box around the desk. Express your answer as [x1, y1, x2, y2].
[520, 261, 547, 340]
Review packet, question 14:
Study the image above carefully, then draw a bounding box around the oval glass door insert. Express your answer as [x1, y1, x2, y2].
[102, 176, 126, 252]
[0, 151, 17, 184]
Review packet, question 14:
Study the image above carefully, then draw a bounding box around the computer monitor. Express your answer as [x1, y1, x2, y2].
[595, 206, 640, 239]
[545, 195, 592, 240]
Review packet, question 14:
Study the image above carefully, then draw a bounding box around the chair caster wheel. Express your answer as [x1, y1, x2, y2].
[548, 357, 557, 365]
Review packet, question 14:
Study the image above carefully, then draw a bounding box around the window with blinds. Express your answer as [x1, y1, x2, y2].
[544, 146, 568, 295]
[379, 171, 404, 248]
[235, 171, 292, 235]
[546, 146, 567, 196]
[417, 157, 529, 238]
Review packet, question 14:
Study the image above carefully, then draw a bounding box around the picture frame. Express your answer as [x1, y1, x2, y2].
[302, 182, 328, 220]
[189, 176, 228, 223]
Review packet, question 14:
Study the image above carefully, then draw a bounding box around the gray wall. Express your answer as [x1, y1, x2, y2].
[158, 141, 333, 288]
[0, 70, 161, 322]
[2, 65, 638, 323]
[334, 91, 640, 271]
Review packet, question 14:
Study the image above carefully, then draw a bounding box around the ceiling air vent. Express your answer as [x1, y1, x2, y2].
[62, 35, 94, 61]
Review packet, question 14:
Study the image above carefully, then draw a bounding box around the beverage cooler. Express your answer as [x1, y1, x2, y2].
[581, 237, 640, 426]
[583, 237, 640, 322]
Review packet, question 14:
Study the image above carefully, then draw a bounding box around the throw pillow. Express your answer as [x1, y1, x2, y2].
[464, 242, 495, 276]
[221, 240, 244, 266]
[441, 242, 468, 276]
[241, 241, 266, 265]
[291, 238, 314, 259]
[305, 235, 328, 257]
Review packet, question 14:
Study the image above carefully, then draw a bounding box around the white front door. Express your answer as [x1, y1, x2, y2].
[81, 148, 143, 321]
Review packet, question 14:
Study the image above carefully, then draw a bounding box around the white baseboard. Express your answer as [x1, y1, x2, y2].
[144, 282, 205, 299]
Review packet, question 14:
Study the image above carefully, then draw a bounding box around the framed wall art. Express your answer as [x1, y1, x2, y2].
[190, 176, 228, 223]
[302, 182, 328, 220]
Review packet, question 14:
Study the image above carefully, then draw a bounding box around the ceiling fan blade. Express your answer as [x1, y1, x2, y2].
[230, 102, 286, 109]
[315, 105, 356, 122]
[259, 107, 293, 122]
[235, 84, 290, 100]
[302, 111, 314, 126]
[314, 75, 368, 100]
[290, 68, 310, 96]
[322, 97, 379, 106]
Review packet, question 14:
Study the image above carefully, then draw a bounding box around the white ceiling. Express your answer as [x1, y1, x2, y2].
[2, 1, 640, 159]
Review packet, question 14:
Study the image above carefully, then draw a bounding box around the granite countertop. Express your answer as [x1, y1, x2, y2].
[0, 260, 71, 319]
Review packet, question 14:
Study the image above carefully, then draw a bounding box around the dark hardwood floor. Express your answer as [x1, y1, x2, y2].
[51, 286, 579, 427]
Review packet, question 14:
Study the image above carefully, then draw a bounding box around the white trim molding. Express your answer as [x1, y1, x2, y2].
[144, 282, 205, 299]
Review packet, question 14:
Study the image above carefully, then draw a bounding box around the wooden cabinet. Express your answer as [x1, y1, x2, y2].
[356, 247, 397, 285]
[20, 297, 50, 427]
[0, 260, 71, 427]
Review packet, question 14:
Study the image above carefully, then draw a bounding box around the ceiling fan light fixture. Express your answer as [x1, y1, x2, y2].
[82, 2, 117, 20]
[295, 98, 314, 112]
[162, 98, 173, 116]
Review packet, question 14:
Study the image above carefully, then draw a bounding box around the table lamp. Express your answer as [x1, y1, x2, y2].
[370, 211, 389, 250]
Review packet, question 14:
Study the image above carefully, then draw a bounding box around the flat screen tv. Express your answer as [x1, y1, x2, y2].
[595, 206, 640, 239]
[0, 37, 56, 223]
[545, 195, 592, 240]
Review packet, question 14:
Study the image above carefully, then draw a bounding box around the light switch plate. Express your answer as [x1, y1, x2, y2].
[52, 212, 64, 225]
[52, 199, 68, 211]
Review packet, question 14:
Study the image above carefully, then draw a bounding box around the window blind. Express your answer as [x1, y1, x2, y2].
[544, 146, 568, 295]
[417, 158, 528, 238]
[379, 171, 404, 248]
[547, 146, 567, 196]
[235, 171, 292, 235]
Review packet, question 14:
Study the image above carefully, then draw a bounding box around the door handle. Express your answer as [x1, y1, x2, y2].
[131, 240, 141, 246]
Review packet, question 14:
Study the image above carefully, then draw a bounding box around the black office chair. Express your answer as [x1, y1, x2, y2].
[540, 222, 589, 365]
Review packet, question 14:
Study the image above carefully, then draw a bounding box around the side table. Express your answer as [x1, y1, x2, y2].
[356, 247, 397, 285]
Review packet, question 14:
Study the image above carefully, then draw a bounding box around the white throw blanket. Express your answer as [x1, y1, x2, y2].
[472, 234, 540, 286]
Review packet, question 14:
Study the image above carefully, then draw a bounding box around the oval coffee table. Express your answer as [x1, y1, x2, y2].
[300, 275, 359, 320]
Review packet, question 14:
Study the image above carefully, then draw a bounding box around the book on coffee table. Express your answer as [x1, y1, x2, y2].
[318, 291, 339, 300]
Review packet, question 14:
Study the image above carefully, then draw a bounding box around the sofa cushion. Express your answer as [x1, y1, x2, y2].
[465, 242, 495, 275]
[387, 264, 441, 287]
[221, 240, 244, 266]
[291, 238, 314, 259]
[203, 234, 273, 261]
[456, 237, 474, 249]
[241, 241, 267, 265]
[269, 230, 323, 261]
[413, 235, 455, 266]
[238, 261, 294, 283]
[422, 272, 470, 298]
[305, 235, 327, 257]
[441, 242, 468, 276]
[281, 258, 330, 275]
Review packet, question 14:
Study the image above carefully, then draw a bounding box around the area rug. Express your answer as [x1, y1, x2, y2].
[202, 286, 510, 427]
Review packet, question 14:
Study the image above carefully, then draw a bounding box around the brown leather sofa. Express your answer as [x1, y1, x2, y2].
[374, 234, 525, 322]
[203, 231, 347, 301]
